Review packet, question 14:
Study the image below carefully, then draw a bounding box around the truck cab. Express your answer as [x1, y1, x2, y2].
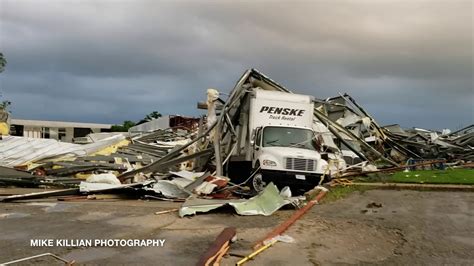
[244, 89, 328, 191]
[250, 125, 327, 191]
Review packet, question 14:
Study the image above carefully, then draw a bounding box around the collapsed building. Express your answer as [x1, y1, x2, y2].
[0, 69, 472, 214]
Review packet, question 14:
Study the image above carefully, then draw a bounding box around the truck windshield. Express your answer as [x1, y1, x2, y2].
[262, 126, 316, 150]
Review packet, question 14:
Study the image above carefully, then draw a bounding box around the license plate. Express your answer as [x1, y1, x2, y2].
[295, 174, 306, 180]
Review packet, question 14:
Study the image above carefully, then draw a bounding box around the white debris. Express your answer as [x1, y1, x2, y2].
[86, 173, 121, 185]
[263, 234, 295, 245]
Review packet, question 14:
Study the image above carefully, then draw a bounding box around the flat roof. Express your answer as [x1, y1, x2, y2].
[11, 119, 112, 129]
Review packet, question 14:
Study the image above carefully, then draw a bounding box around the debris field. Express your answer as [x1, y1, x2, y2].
[0, 69, 472, 265]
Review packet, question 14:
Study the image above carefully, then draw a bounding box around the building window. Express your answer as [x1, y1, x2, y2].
[10, 125, 24, 136]
[42, 127, 50, 138]
[58, 128, 66, 141]
[74, 127, 92, 138]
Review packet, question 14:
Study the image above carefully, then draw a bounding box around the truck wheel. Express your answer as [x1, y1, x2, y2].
[252, 172, 267, 192]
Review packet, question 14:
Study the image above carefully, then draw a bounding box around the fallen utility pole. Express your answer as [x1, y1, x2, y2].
[196, 227, 236, 266]
[253, 186, 328, 250]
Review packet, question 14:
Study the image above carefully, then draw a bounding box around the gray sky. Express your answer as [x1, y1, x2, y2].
[0, 0, 472, 130]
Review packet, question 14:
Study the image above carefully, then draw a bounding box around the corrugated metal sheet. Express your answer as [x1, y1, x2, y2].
[0, 135, 125, 167]
[128, 116, 170, 133]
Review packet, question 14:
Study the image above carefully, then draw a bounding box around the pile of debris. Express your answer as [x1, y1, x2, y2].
[384, 124, 474, 162]
[0, 68, 472, 216]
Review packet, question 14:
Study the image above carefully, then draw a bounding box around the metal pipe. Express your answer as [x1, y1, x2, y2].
[1, 253, 75, 265]
[236, 240, 277, 266]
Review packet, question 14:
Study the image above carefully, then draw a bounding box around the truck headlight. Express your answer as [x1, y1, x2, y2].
[262, 160, 277, 167]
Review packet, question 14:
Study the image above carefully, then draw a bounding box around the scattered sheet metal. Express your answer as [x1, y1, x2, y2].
[0, 188, 79, 202]
[179, 183, 293, 217]
[169, 170, 205, 180]
[78, 181, 152, 193]
[1, 68, 471, 208]
[0, 135, 126, 167]
[228, 183, 289, 216]
[144, 180, 191, 199]
[193, 175, 229, 195]
[0, 166, 81, 188]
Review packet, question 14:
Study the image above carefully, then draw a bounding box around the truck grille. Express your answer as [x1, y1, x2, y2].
[285, 158, 315, 171]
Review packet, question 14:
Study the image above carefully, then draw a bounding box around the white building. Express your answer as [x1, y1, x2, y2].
[10, 119, 112, 143]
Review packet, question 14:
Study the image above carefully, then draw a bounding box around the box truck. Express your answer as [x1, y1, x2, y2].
[229, 89, 328, 191]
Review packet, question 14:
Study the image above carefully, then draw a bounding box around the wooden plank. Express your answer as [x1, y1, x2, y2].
[196, 227, 236, 266]
[253, 188, 328, 250]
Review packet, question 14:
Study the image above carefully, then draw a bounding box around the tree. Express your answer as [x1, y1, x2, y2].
[0, 52, 6, 73]
[0, 100, 11, 110]
[137, 111, 162, 125]
[111, 120, 136, 132]
[0, 53, 10, 111]
[111, 111, 163, 131]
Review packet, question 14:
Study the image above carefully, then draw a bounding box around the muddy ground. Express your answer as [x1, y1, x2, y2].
[0, 189, 473, 265]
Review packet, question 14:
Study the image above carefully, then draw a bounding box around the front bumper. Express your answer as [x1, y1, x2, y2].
[260, 169, 325, 187]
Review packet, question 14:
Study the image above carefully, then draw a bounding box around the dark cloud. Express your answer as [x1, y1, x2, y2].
[0, 0, 472, 129]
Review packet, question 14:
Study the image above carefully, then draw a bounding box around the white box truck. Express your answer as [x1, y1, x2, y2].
[229, 89, 328, 192]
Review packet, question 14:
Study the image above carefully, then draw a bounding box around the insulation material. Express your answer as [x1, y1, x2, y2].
[336, 112, 361, 127]
[90, 139, 130, 156]
[206, 88, 219, 128]
[79, 182, 123, 192]
[86, 173, 121, 185]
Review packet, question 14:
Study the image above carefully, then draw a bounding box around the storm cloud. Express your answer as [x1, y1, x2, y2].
[0, 0, 472, 129]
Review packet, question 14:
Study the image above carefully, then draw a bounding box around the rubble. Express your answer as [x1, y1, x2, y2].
[0, 68, 471, 266]
[179, 183, 297, 217]
[0, 68, 471, 218]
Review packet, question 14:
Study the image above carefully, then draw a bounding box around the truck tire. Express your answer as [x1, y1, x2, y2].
[251, 172, 267, 192]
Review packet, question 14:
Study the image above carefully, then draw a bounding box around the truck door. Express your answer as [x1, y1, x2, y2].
[252, 127, 262, 167]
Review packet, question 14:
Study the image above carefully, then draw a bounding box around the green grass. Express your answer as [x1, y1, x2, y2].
[322, 185, 371, 203]
[388, 169, 474, 184]
[320, 169, 474, 203]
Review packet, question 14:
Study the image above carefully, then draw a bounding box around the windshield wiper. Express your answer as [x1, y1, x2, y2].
[265, 139, 280, 146]
[290, 142, 306, 148]
[289, 138, 313, 148]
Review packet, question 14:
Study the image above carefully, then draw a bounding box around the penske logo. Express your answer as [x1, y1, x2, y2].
[259, 106, 305, 116]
